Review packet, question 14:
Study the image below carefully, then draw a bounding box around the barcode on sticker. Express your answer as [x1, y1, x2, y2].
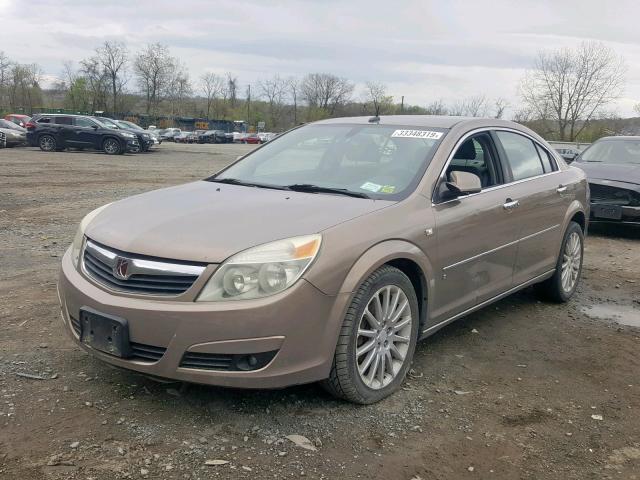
[391, 129, 443, 139]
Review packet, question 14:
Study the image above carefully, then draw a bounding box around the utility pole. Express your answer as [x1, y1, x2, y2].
[401, 95, 404, 113]
[246, 84, 251, 132]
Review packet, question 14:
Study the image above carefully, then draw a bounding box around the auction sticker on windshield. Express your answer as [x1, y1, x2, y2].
[391, 129, 443, 140]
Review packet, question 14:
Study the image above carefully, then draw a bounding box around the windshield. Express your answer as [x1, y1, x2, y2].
[117, 120, 142, 130]
[580, 139, 640, 165]
[211, 124, 446, 200]
[95, 117, 120, 130]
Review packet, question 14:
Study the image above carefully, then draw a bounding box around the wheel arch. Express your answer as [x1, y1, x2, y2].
[338, 240, 434, 334]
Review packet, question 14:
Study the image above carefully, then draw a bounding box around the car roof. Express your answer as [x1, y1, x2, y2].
[314, 115, 489, 128]
[596, 135, 640, 141]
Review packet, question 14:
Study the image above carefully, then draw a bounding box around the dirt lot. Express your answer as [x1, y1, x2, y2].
[1, 143, 639, 480]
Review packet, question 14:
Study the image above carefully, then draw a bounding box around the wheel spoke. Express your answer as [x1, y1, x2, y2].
[357, 340, 376, 357]
[378, 352, 386, 385]
[389, 299, 408, 324]
[359, 349, 376, 374]
[392, 316, 411, 333]
[364, 307, 381, 329]
[373, 295, 383, 322]
[390, 333, 410, 344]
[389, 343, 405, 361]
[367, 353, 380, 384]
[358, 328, 377, 338]
[382, 286, 391, 319]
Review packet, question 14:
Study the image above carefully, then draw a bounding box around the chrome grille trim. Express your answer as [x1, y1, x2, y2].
[82, 239, 206, 296]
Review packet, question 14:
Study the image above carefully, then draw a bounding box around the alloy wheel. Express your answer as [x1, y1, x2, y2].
[104, 139, 120, 154]
[356, 285, 412, 390]
[40, 136, 55, 151]
[561, 231, 581, 293]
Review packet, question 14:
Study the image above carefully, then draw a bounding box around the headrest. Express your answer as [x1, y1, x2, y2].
[453, 140, 476, 160]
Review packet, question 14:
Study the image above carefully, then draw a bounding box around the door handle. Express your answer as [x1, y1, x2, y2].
[557, 184, 568, 194]
[503, 198, 520, 210]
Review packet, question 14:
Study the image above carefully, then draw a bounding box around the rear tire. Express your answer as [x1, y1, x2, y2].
[535, 221, 584, 302]
[321, 265, 419, 404]
[103, 138, 122, 155]
[39, 135, 56, 152]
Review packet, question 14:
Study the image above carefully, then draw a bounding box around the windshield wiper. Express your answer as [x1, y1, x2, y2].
[209, 177, 289, 191]
[286, 184, 371, 199]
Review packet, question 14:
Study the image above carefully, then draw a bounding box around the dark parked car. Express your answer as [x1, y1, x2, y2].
[93, 117, 153, 152]
[0, 119, 27, 147]
[26, 114, 139, 154]
[198, 129, 228, 144]
[115, 120, 161, 146]
[555, 148, 580, 163]
[159, 128, 181, 142]
[574, 136, 640, 225]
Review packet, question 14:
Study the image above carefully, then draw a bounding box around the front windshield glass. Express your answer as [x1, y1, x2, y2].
[95, 117, 119, 130]
[118, 120, 142, 130]
[211, 124, 446, 200]
[580, 139, 640, 165]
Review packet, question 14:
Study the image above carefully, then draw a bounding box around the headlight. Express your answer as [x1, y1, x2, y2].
[70, 203, 112, 268]
[121, 132, 136, 139]
[196, 235, 322, 302]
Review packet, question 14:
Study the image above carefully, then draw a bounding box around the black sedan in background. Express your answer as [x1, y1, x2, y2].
[574, 136, 640, 225]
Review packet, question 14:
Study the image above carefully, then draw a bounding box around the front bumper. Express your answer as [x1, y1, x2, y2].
[57, 249, 350, 389]
[125, 138, 140, 152]
[590, 202, 640, 225]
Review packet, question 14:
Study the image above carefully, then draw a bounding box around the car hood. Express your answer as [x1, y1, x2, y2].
[574, 162, 640, 186]
[0, 128, 25, 136]
[85, 181, 394, 263]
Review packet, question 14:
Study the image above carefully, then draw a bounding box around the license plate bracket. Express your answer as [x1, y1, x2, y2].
[593, 204, 622, 220]
[80, 309, 131, 358]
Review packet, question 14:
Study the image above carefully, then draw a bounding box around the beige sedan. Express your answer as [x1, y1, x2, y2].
[57, 116, 588, 403]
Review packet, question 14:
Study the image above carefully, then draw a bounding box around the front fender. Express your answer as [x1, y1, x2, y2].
[338, 239, 435, 295]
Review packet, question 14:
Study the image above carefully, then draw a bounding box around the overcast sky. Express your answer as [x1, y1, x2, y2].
[1, 0, 639, 116]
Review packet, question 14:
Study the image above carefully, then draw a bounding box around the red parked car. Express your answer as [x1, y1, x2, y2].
[5, 114, 31, 128]
[242, 134, 262, 144]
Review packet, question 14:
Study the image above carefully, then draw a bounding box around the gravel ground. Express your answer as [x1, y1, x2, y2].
[1, 143, 639, 480]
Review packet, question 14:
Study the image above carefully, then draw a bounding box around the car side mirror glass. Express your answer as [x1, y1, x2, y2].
[445, 171, 482, 197]
[92, 125, 99, 130]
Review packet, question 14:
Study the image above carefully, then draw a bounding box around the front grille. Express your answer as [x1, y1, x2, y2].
[179, 350, 278, 371]
[590, 183, 640, 206]
[0, 131, 5, 147]
[130, 342, 167, 362]
[82, 240, 206, 296]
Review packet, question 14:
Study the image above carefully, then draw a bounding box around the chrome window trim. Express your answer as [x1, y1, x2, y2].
[431, 126, 562, 206]
[443, 224, 560, 271]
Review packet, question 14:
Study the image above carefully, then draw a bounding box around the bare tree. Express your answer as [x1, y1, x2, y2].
[133, 43, 175, 115]
[226, 73, 238, 108]
[0, 51, 12, 106]
[167, 62, 192, 116]
[8, 63, 42, 110]
[301, 73, 353, 115]
[634, 103, 640, 117]
[288, 77, 299, 125]
[424, 99, 448, 115]
[449, 95, 488, 117]
[520, 41, 625, 140]
[493, 97, 509, 119]
[258, 74, 287, 129]
[80, 56, 109, 112]
[363, 81, 393, 116]
[201, 72, 224, 119]
[96, 41, 128, 114]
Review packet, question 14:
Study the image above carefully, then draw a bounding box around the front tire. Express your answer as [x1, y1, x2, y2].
[322, 265, 419, 404]
[39, 135, 56, 152]
[103, 138, 122, 155]
[536, 221, 584, 302]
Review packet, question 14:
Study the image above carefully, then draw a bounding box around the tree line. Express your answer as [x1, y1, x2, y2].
[0, 41, 637, 141]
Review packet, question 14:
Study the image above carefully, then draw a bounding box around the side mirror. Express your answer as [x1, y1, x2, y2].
[445, 171, 482, 198]
[566, 153, 577, 164]
[91, 125, 99, 130]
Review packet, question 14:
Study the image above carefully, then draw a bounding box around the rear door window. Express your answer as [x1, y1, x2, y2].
[54, 116, 73, 125]
[74, 117, 98, 128]
[495, 131, 545, 181]
[535, 144, 556, 173]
